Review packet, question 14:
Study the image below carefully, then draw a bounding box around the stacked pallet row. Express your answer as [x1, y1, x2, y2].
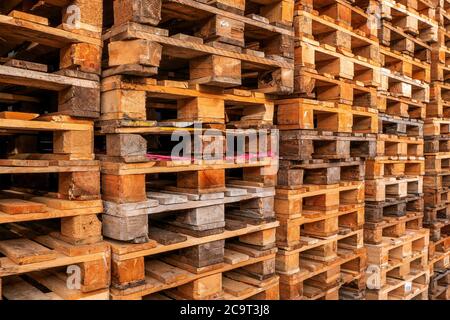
[274, 0, 377, 300]
[0, 1, 111, 299]
[98, 0, 295, 300]
[425, 0, 450, 300]
[356, 0, 434, 300]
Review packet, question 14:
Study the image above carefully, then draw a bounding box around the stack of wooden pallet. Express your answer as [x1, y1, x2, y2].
[0, 1, 111, 299]
[98, 0, 295, 300]
[357, 0, 435, 300]
[425, 0, 450, 300]
[275, 0, 376, 300]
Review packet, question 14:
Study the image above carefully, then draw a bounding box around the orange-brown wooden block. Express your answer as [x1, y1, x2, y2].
[59, 171, 100, 200]
[177, 169, 225, 193]
[112, 257, 146, 289]
[102, 174, 147, 203]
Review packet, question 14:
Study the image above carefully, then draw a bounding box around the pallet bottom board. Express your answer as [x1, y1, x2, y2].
[1, 274, 109, 300]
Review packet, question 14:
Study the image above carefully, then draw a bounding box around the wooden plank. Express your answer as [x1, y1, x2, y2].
[224, 248, 249, 265]
[0, 238, 57, 265]
[0, 199, 47, 215]
[1, 276, 57, 300]
[8, 10, 49, 25]
[101, 159, 272, 175]
[0, 65, 99, 90]
[222, 277, 255, 297]
[29, 270, 109, 300]
[147, 192, 188, 204]
[0, 14, 101, 47]
[0, 112, 40, 120]
[30, 197, 102, 210]
[0, 251, 106, 277]
[0, 118, 92, 131]
[0, 93, 40, 103]
[149, 227, 187, 245]
[145, 260, 190, 284]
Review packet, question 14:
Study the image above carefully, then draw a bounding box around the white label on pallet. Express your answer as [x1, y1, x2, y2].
[444, 256, 450, 266]
[405, 281, 412, 292]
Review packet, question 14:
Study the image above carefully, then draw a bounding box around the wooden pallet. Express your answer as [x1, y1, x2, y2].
[428, 235, 450, 278]
[365, 159, 424, 179]
[381, 46, 431, 84]
[366, 228, 429, 266]
[355, 0, 439, 25]
[276, 98, 378, 133]
[425, 136, 450, 153]
[0, 155, 102, 245]
[0, 223, 110, 300]
[298, 0, 379, 39]
[375, 134, 424, 158]
[96, 127, 275, 165]
[276, 205, 364, 249]
[378, 22, 432, 62]
[435, 5, 450, 28]
[429, 269, 450, 299]
[294, 4, 380, 63]
[366, 250, 428, 292]
[379, 68, 430, 104]
[379, 94, 426, 119]
[278, 158, 364, 187]
[280, 130, 376, 160]
[146, 273, 280, 300]
[339, 249, 367, 300]
[102, 19, 294, 94]
[431, 43, 450, 81]
[100, 157, 274, 176]
[423, 186, 450, 207]
[380, 0, 438, 42]
[437, 25, 450, 47]
[275, 181, 364, 219]
[108, 0, 295, 26]
[294, 70, 379, 105]
[0, 115, 102, 244]
[0, 63, 100, 119]
[100, 160, 274, 243]
[428, 82, 450, 117]
[365, 228, 430, 300]
[366, 270, 429, 300]
[295, 37, 381, 87]
[424, 117, 450, 136]
[0, 2, 103, 75]
[379, 114, 424, 137]
[364, 212, 424, 244]
[423, 217, 450, 240]
[365, 196, 424, 222]
[109, 253, 278, 300]
[424, 171, 450, 189]
[365, 176, 423, 202]
[105, 220, 278, 299]
[101, 156, 275, 241]
[0, 113, 94, 161]
[100, 76, 274, 126]
[278, 246, 366, 300]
